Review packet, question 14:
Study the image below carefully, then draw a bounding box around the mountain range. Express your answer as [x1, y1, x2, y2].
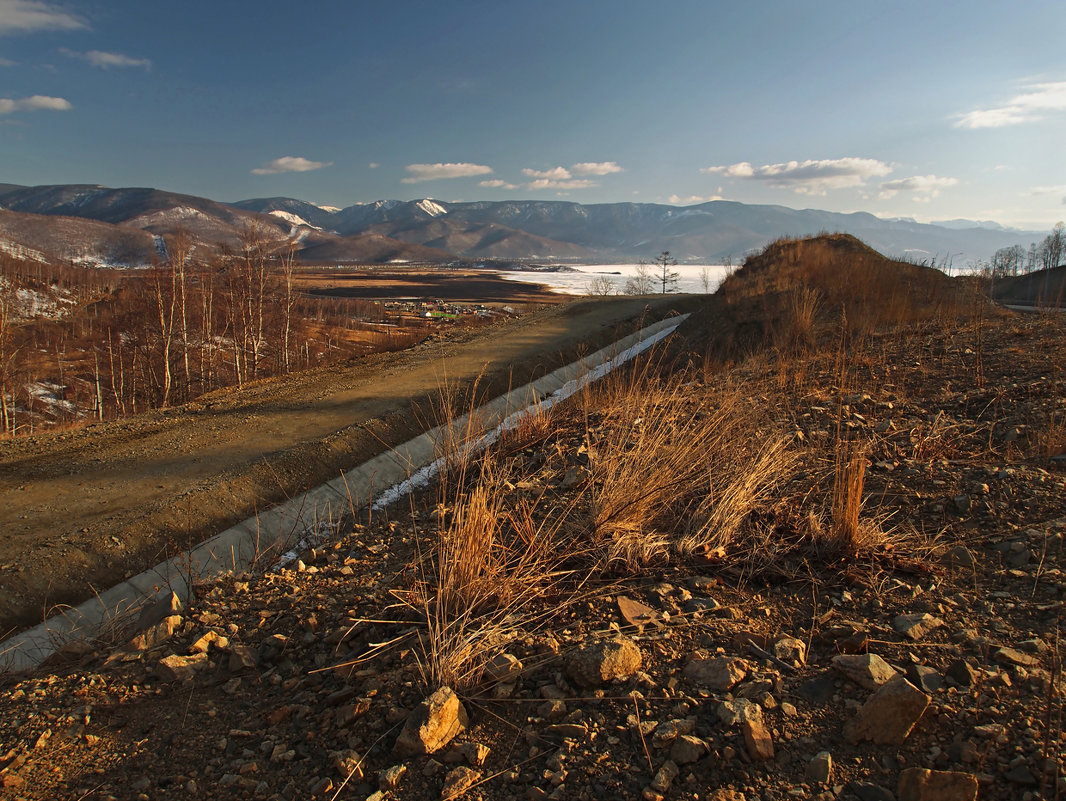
[0, 182, 1046, 268]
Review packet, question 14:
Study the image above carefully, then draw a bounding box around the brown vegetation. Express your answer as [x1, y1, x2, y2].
[0, 231, 517, 436]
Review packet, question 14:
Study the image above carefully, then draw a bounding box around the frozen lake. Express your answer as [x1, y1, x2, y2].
[496, 263, 733, 295]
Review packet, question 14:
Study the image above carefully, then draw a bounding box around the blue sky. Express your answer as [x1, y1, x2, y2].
[1, 0, 1064, 229]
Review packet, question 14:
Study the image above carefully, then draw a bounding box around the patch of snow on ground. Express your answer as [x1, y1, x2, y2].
[27, 381, 78, 416]
[12, 286, 77, 320]
[0, 239, 48, 263]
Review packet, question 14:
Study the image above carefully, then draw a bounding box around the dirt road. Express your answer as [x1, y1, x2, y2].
[0, 295, 695, 636]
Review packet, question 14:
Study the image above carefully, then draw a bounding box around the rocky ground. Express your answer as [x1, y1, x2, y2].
[0, 306, 1063, 801]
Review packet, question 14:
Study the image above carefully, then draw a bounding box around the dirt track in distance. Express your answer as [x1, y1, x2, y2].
[0, 294, 697, 637]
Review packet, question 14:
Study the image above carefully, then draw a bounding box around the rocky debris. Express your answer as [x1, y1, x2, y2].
[189, 629, 228, 654]
[906, 664, 945, 693]
[945, 659, 978, 687]
[441, 765, 481, 800]
[739, 704, 774, 761]
[771, 635, 806, 665]
[331, 749, 365, 779]
[379, 763, 407, 790]
[993, 647, 1039, 667]
[683, 655, 749, 690]
[394, 687, 469, 757]
[648, 759, 680, 795]
[831, 653, 899, 690]
[897, 768, 978, 801]
[845, 676, 930, 745]
[154, 651, 209, 682]
[226, 642, 257, 671]
[892, 612, 945, 640]
[565, 636, 642, 687]
[484, 652, 522, 682]
[806, 751, 833, 785]
[670, 735, 709, 764]
[128, 614, 183, 651]
[2, 314, 1066, 801]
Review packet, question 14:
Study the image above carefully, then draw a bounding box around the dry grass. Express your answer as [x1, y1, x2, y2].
[826, 439, 874, 553]
[782, 286, 822, 352]
[680, 431, 795, 557]
[1034, 411, 1066, 463]
[404, 236, 973, 688]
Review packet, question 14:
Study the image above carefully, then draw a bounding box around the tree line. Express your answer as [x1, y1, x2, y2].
[989, 221, 1064, 278]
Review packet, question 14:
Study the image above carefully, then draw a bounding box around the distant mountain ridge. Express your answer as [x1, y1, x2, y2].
[0, 182, 1048, 267]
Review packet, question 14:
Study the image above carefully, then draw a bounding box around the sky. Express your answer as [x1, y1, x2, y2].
[1, 0, 1064, 230]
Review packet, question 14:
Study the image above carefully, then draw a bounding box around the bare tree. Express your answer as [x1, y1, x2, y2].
[585, 274, 616, 296]
[280, 240, 298, 372]
[698, 266, 713, 293]
[165, 229, 193, 395]
[991, 245, 1025, 277]
[150, 256, 178, 407]
[1041, 222, 1065, 271]
[0, 273, 16, 434]
[654, 250, 679, 294]
[624, 260, 655, 294]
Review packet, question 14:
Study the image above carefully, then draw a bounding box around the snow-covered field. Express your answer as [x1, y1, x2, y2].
[497, 263, 733, 295]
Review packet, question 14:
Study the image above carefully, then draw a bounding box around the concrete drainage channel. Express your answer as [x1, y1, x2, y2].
[1, 313, 689, 673]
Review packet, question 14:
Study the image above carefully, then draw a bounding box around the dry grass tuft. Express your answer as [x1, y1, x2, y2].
[680, 431, 796, 557]
[826, 439, 876, 554]
[582, 354, 800, 571]
[1034, 411, 1066, 463]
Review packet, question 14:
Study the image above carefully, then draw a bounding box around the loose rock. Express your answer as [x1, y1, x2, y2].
[897, 767, 978, 801]
[394, 687, 469, 757]
[831, 653, 899, 690]
[565, 636, 642, 687]
[683, 655, 748, 690]
[845, 676, 930, 745]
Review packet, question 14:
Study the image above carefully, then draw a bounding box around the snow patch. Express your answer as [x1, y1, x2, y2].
[5, 283, 77, 320]
[0, 239, 48, 263]
[415, 199, 448, 218]
[269, 209, 322, 230]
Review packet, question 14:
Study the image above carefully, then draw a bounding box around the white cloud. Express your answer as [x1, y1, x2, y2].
[527, 178, 597, 190]
[519, 162, 622, 188]
[879, 174, 958, 199]
[703, 162, 755, 178]
[0, 0, 86, 34]
[0, 57, 16, 66]
[0, 94, 71, 113]
[522, 166, 572, 180]
[1030, 184, 1066, 196]
[368, 162, 379, 169]
[668, 194, 722, 205]
[702, 157, 892, 194]
[252, 156, 332, 175]
[954, 80, 1066, 129]
[60, 48, 151, 70]
[401, 162, 493, 183]
[479, 179, 518, 189]
[571, 161, 623, 176]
